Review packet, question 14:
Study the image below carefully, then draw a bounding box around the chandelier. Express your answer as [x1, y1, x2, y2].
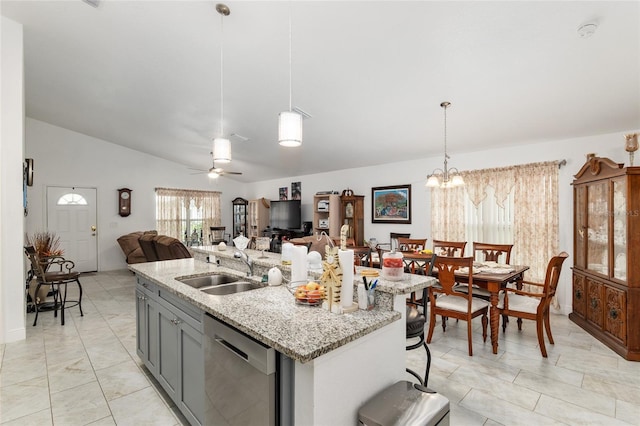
[426, 101, 464, 188]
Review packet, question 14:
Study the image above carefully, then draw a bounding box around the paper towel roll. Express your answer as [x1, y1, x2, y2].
[339, 249, 354, 308]
[291, 245, 308, 283]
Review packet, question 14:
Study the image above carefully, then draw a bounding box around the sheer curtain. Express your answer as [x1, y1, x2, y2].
[431, 161, 560, 283]
[155, 188, 221, 239]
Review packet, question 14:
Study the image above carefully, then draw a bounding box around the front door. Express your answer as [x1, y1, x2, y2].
[46, 186, 98, 272]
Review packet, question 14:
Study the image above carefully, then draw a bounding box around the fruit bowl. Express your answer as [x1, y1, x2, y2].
[286, 280, 325, 306]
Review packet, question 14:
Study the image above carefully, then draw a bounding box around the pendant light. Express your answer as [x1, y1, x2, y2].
[213, 3, 231, 163]
[426, 102, 464, 188]
[278, 6, 303, 147]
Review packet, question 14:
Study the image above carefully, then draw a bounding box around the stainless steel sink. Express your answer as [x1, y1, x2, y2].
[200, 282, 262, 296]
[178, 274, 240, 289]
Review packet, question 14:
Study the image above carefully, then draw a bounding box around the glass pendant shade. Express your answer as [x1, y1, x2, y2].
[213, 138, 231, 163]
[278, 111, 302, 147]
[451, 174, 465, 186]
[426, 175, 440, 187]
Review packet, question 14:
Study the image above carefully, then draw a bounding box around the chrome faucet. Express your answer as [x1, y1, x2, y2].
[234, 251, 253, 277]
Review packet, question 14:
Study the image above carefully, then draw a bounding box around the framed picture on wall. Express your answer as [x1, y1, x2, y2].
[371, 184, 411, 224]
[279, 187, 288, 200]
[291, 181, 301, 200]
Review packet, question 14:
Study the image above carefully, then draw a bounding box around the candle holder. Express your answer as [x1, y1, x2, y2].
[625, 133, 639, 166]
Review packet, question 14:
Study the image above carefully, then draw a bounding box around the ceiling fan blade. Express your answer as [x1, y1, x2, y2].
[222, 171, 243, 175]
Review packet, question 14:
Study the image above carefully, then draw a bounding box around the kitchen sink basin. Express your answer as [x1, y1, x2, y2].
[178, 274, 240, 289]
[200, 282, 262, 296]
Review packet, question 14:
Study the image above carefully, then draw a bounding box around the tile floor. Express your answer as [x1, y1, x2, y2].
[1, 270, 640, 425]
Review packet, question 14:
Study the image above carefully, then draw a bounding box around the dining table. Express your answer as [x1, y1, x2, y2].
[430, 262, 530, 354]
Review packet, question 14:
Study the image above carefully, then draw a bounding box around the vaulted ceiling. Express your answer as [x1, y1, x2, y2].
[3, 1, 639, 182]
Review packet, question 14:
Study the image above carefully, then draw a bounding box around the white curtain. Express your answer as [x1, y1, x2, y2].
[431, 161, 560, 285]
[155, 188, 221, 239]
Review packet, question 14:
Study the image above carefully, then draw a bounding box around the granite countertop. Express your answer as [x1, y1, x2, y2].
[130, 256, 435, 363]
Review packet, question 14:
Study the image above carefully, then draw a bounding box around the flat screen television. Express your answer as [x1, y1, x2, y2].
[270, 200, 301, 230]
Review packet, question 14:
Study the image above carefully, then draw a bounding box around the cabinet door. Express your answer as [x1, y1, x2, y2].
[157, 303, 180, 401]
[574, 186, 587, 269]
[612, 178, 627, 282]
[180, 321, 205, 425]
[136, 287, 158, 374]
[604, 285, 627, 344]
[586, 182, 609, 275]
[572, 273, 586, 318]
[135, 289, 148, 360]
[586, 278, 604, 328]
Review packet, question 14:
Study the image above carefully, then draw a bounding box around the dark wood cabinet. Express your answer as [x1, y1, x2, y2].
[569, 156, 640, 360]
[232, 197, 248, 238]
[340, 192, 365, 246]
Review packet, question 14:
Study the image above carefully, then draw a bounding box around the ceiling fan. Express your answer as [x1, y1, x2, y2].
[189, 153, 243, 178]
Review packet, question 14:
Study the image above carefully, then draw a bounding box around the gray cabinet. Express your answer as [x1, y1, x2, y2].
[136, 278, 204, 425]
[136, 280, 158, 374]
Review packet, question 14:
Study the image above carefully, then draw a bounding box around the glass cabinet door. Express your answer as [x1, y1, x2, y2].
[575, 186, 586, 269]
[586, 182, 608, 275]
[232, 197, 248, 238]
[612, 178, 627, 281]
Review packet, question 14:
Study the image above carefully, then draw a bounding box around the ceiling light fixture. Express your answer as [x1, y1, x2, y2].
[426, 101, 465, 188]
[213, 3, 231, 164]
[278, 5, 303, 147]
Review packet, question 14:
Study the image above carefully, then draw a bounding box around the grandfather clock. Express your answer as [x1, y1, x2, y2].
[118, 188, 132, 217]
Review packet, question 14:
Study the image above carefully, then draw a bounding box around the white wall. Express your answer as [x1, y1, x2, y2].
[249, 130, 639, 315]
[1, 16, 26, 343]
[21, 115, 640, 317]
[25, 118, 246, 271]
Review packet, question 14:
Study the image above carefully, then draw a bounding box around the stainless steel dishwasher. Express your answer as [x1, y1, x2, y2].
[203, 313, 293, 426]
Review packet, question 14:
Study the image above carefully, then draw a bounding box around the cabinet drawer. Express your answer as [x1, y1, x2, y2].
[604, 286, 627, 345]
[158, 289, 203, 333]
[137, 277, 158, 297]
[586, 278, 604, 328]
[572, 273, 586, 318]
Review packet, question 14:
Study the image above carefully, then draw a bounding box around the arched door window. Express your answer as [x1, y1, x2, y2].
[57, 193, 88, 205]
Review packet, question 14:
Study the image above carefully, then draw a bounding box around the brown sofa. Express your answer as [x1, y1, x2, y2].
[117, 231, 157, 264]
[117, 231, 191, 263]
[154, 235, 191, 260]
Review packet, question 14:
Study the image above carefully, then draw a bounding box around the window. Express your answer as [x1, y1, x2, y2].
[155, 188, 222, 242]
[57, 193, 88, 205]
[431, 161, 560, 282]
[464, 186, 515, 252]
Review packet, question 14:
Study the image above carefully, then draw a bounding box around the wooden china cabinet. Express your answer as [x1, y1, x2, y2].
[248, 198, 270, 240]
[339, 190, 365, 246]
[569, 156, 640, 360]
[231, 197, 248, 239]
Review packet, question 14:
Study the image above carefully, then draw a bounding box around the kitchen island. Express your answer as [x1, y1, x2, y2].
[130, 249, 435, 425]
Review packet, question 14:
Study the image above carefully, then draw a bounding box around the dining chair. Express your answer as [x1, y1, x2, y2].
[397, 237, 428, 252]
[389, 232, 411, 250]
[209, 226, 226, 245]
[472, 242, 513, 264]
[405, 252, 436, 386]
[498, 251, 569, 357]
[427, 256, 489, 356]
[406, 253, 437, 310]
[432, 239, 467, 257]
[24, 246, 83, 326]
[458, 242, 515, 300]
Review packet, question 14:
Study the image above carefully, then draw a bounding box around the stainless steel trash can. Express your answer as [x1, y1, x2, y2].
[358, 381, 450, 426]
